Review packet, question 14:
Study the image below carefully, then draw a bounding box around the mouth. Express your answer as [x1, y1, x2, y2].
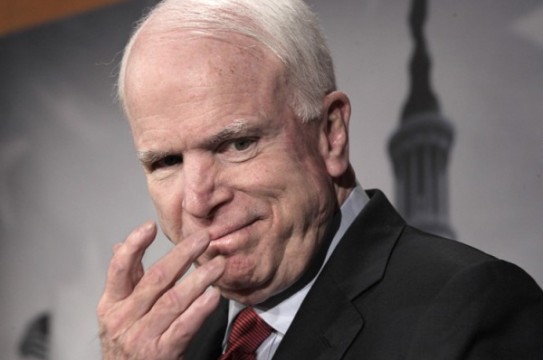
[209, 218, 258, 240]
[206, 218, 259, 254]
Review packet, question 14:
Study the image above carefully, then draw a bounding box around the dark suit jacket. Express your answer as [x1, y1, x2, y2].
[185, 190, 543, 359]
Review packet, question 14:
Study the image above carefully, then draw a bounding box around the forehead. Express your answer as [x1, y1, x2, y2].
[124, 29, 287, 122]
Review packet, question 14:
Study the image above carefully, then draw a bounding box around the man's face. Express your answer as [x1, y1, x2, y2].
[124, 33, 339, 304]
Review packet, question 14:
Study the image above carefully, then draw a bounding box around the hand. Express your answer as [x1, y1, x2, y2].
[97, 221, 226, 359]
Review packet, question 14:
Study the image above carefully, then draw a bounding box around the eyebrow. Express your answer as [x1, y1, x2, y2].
[137, 150, 170, 167]
[136, 119, 256, 166]
[202, 119, 254, 149]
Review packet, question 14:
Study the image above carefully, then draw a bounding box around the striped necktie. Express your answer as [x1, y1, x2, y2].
[219, 307, 273, 360]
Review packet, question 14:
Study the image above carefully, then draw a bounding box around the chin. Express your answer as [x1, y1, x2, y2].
[215, 270, 274, 305]
[219, 286, 271, 306]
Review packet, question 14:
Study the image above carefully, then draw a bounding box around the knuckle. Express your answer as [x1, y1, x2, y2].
[145, 264, 168, 285]
[107, 316, 126, 336]
[161, 288, 186, 309]
[122, 333, 141, 353]
[97, 305, 128, 338]
[122, 330, 164, 360]
[97, 302, 119, 330]
[96, 299, 109, 319]
[108, 254, 128, 277]
[141, 340, 163, 360]
[100, 313, 183, 360]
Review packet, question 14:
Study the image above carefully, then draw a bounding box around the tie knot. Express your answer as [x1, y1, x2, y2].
[220, 307, 273, 359]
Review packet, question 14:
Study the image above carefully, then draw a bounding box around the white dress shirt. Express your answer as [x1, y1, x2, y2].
[223, 185, 369, 359]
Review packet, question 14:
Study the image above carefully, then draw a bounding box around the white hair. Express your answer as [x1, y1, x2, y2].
[118, 0, 336, 122]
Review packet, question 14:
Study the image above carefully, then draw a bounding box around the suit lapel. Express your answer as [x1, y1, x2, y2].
[272, 270, 363, 360]
[273, 190, 405, 360]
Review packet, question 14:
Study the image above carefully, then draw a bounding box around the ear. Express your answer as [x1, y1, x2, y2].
[319, 91, 351, 178]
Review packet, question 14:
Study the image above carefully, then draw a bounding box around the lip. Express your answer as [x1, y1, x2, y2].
[209, 218, 258, 241]
[206, 218, 259, 253]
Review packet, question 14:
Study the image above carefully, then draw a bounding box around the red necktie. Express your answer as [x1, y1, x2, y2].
[219, 307, 273, 360]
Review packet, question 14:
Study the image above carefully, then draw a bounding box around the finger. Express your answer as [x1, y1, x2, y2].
[159, 286, 222, 356]
[129, 231, 211, 307]
[112, 242, 122, 253]
[101, 221, 157, 304]
[140, 255, 226, 337]
[100, 230, 211, 334]
[112, 242, 145, 286]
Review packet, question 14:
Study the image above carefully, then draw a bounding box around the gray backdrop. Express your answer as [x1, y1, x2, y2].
[1, 0, 542, 358]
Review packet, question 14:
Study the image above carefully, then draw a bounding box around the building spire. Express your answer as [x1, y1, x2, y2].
[401, 0, 440, 120]
[388, 0, 455, 239]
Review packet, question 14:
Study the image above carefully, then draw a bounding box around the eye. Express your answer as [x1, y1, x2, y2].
[232, 138, 255, 151]
[152, 155, 182, 170]
[219, 137, 258, 163]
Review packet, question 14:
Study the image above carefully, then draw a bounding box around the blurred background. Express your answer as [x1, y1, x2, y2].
[1, 0, 542, 358]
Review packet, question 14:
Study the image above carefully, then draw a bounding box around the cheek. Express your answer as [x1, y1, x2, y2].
[226, 254, 258, 277]
[225, 226, 284, 273]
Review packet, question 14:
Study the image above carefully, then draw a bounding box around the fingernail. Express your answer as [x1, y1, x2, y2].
[142, 220, 155, 232]
[211, 256, 226, 274]
[203, 286, 220, 299]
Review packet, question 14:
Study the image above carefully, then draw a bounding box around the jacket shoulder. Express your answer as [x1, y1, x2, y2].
[347, 226, 543, 359]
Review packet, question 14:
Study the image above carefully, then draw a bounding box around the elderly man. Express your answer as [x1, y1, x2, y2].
[97, 0, 543, 359]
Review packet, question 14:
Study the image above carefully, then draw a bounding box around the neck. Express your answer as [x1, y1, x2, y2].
[335, 164, 357, 207]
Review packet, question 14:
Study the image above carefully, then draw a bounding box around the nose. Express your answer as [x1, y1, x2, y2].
[181, 155, 231, 219]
